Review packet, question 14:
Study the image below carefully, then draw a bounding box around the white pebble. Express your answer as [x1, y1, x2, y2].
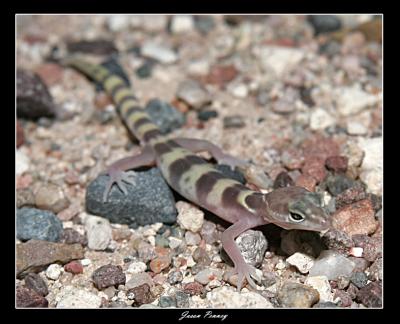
[349, 247, 364, 257]
[305, 275, 334, 302]
[334, 85, 380, 116]
[84, 215, 112, 251]
[16, 150, 30, 175]
[286, 252, 315, 274]
[80, 259, 92, 266]
[310, 107, 336, 130]
[168, 236, 183, 249]
[46, 264, 63, 280]
[176, 201, 204, 233]
[170, 15, 194, 34]
[127, 261, 147, 274]
[347, 121, 368, 135]
[141, 41, 177, 64]
[207, 286, 273, 308]
[57, 287, 102, 308]
[230, 83, 248, 98]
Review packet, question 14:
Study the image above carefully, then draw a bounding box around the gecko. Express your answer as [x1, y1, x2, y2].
[64, 57, 331, 291]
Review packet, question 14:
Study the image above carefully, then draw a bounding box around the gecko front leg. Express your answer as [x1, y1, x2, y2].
[101, 145, 155, 202]
[221, 218, 264, 291]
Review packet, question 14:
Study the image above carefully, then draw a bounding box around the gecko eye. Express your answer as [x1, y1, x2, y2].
[289, 212, 305, 222]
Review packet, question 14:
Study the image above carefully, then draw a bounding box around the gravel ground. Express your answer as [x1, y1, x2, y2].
[16, 14, 382, 309]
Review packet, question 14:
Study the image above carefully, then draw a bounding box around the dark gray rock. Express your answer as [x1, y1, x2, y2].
[17, 208, 63, 242]
[145, 99, 185, 134]
[92, 264, 126, 290]
[175, 291, 190, 308]
[158, 295, 177, 308]
[325, 174, 359, 196]
[24, 273, 48, 297]
[313, 301, 338, 308]
[16, 286, 48, 308]
[194, 16, 215, 35]
[308, 15, 342, 35]
[86, 168, 177, 228]
[17, 69, 56, 120]
[197, 110, 218, 121]
[136, 60, 156, 79]
[67, 39, 118, 55]
[350, 271, 368, 289]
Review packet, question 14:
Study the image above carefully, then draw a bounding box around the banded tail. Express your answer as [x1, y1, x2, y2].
[64, 57, 162, 144]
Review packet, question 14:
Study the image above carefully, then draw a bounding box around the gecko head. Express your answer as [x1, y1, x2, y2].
[263, 186, 331, 232]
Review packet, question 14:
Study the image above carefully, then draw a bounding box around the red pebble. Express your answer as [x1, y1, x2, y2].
[64, 261, 83, 274]
[325, 156, 349, 173]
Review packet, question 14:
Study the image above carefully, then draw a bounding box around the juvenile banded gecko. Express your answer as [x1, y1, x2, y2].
[64, 57, 331, 291]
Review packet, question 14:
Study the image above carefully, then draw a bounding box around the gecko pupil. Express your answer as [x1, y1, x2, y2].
[289, 212, 304, 222]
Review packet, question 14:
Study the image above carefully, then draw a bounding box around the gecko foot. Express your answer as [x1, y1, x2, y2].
[101, 168, 136, 203]
[227, 262, 262, 292]
[217, 154, 250, 171]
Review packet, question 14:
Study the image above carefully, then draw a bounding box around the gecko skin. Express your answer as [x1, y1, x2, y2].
[65, 58, 331, 291]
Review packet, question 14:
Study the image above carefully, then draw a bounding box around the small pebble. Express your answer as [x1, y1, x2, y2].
[17, 69, 56, 119]
[368, 258, 382, 282]
[356, 282, 382, 308]
[332, 199, 378, 236]
[206, 64, 238, 86]
[56, 287, 102, 308]
[167, 270, 183, 284]
[46, 264, 63, 280]
[66, 39, 117, 55]
[35, 183, 70, 214]
[176, 201, 204, 233]
[145, 98, 185, 134]
[175, 291, 190, 308]
[325, 156, 348, 173]
[60, 228, 87, 246]
[194, 268, 223, 285]
[135, 60, 155, 79]
[208, 286, 273, 308]
[304, 276, 333, 302]
[277, 281, 319, 308]
[170, 15, 194, 34]
[183, 282, 204, 296]
[325, 174, 359, 196]
[125, 272, 154, 290]
[336, 276, 351, 290]
[17, 208, 63, 242]
[286, 252, 314, 274]
[352, 235, 382, 262]
[16, 286, 48, 308]
[350, 271, 368, 289]
[309, 250, 355, 280]
[184, 231, 201, 246]
[127, 261, 147, 274]
[200, 220, 219, 244]
[223, 115, 246, 129]
[64, 261, 83, 274]
[92, 265, 126, 290]
[273, 171, 294, 189]
[159, 295, 177, 308]
[149, 255, 171, 274]
[141, 41, 177, 64]
[308, 15, 341, 34]
[176, 79, 211, 110]
[17, 240, 84, 278]
[197, 110, 218, 121]
[235, 230, 268, 267]
[310, 108, 336, 131]
[130, 284, 155, 306]
[84, 215, 112, 251]
[24, 273, 48, 297]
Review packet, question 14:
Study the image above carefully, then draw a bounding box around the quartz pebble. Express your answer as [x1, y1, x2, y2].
[207, 286, 273, 308]
[46, 264, 63, 280]
[176, 79, 211, 110]
[309, 250, 355, 280]
[286, 252, 314, 274]
[16, 150, 30, 175]
[127, 261, 147, 274]
[176, 201, 204, 233]
[84, 215, 112, 251]
[277, 281, 319, 308]
[304, 276, 333, 302]
[235, 230, 268, 267]
[141, 41, 178, 64]
[56, 287, 102, 308]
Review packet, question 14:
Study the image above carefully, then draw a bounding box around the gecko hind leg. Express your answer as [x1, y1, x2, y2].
[173, 137, 249, 170]
[101, 145, 155, 202]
